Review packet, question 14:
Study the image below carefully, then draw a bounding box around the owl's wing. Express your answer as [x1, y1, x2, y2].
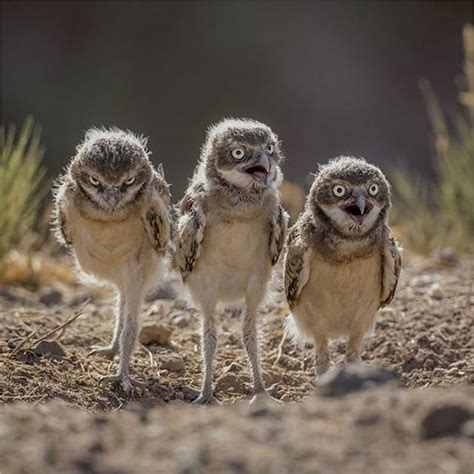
[52, 182, 73, 246]
[269, 204, 289, 265]
[142, 173, 171, 256]
[173, 185, 207, 279]
[380, 226, 402, 307]
[284, 222, 311, 308]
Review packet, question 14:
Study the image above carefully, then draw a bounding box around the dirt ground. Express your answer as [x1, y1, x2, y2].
[0, 252, 473, 473]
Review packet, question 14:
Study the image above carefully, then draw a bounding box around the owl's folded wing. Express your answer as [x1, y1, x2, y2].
[52, 183, 73, 246]
[269, 204, 289, 265]
[380, 227, 402, 307]
[284, 224, 311, 309]
[173, 185, 207, 279]
[142, 174, 171, 255]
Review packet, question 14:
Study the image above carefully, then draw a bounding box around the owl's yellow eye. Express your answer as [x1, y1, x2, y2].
[266, 144, 274, 154]
[89, 176, 100, 186]
[231, 148, 245, 160]
[368, 183, 379, 196]
[125, 176, 135, 185]
[332, 184, 346, 197]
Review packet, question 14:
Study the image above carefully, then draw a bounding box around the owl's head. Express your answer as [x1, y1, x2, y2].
[201, 118, 284, 192]
[69, 128, 155, 216]
[309, 156, 391, 236]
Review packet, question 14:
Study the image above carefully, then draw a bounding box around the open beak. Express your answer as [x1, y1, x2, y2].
[344, 192, 373, 225]
[244, 152, 270, 184]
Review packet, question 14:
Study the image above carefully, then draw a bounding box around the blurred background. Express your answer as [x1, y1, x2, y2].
[1, 1, 473, 267]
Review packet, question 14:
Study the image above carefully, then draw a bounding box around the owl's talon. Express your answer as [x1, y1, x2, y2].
[88, 345, 118, 360]
[98, 373, 144, 396]
[250, 390, 282, 405]
[192, 393, 220, 405]
[315, 352, 331, 378]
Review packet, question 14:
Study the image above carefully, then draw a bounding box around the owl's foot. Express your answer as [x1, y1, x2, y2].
[315, 351, 331, 378]
[88, 345, 118, 360]
[192, 392, 219, 406]
[99, 372, 144, 396]
[250, 389, 282, 405]
[346, 351, 361, 364]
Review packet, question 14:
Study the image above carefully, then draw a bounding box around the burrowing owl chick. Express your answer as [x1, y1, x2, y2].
[53, 127, 171, 394]
[285, 156, 401, 380]
[174, 118, 288, 404]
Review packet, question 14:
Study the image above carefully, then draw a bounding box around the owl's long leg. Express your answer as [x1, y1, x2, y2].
[242, 305, 265, 395]
[100, 279, 144, 395]
[89, 293, 124, 359]
[242, 293, 279, 403]
[314, 333, 330, 378]
[346, 330, 365, 363]
[193, 302, 218, 405]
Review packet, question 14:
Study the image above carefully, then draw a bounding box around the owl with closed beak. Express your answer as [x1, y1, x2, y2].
[174, 118, 288, 404]
[53, 127, 171, 394]
[284, 156, 401, 379]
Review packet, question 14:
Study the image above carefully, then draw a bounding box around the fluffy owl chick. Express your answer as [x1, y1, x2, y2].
[285, 156, 401, 379]
[174, 118, 288, 404]
[53, 127, 171, 394]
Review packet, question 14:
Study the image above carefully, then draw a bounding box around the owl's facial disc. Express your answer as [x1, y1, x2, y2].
[74, 161, 150, 216]
[215, 141, 278, 190]
[319, 184, 382, 236]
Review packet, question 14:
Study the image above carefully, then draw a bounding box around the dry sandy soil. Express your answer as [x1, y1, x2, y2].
[0, 253, 473, 473]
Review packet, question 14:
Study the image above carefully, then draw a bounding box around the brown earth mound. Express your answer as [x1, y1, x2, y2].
[0, 254, 473, 473]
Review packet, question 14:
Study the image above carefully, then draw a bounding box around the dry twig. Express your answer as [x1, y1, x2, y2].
[31, 299, 90, 346]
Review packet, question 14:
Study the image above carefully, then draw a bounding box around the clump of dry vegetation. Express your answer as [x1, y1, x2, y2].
[392, 25, 474, 253]
[0, 118, 73, 288]
[0, 117, 47, 261]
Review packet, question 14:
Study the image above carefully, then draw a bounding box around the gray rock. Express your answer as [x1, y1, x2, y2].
[436, 248, 458, 266]
[39, 290, 63, 306]
[419, 404, 472, 439]
[318, 363, 401, 397]
[160, 355, 185, 373]
[30, 340, 65, 358]
[139, 324, 172, 346]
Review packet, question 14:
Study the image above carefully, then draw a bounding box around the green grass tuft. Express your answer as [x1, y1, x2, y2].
[392, 80, 474, 253]
[0, 117, 48, 259]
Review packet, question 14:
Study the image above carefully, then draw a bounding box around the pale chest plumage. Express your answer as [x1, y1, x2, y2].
[187, 213, 272, 303]
[67, 206, 155, 285]
[293, 249, 381, 339]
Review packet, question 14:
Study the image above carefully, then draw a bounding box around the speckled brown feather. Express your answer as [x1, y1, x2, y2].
[380, 229, 402, 307]
[269, 204, 289, 265]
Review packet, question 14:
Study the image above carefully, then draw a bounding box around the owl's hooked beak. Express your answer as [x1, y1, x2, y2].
[106, 188, 122, 209]
[244, 152, 270, 185]
[344, 191, 373, 225]
[356, 193, 366, 215]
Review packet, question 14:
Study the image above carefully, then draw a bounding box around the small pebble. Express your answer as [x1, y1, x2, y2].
[30, 340, 65, 358]
[39, 290, 63, 306]
[160, 355, 185, 373]
[139, 324, 172, 346]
